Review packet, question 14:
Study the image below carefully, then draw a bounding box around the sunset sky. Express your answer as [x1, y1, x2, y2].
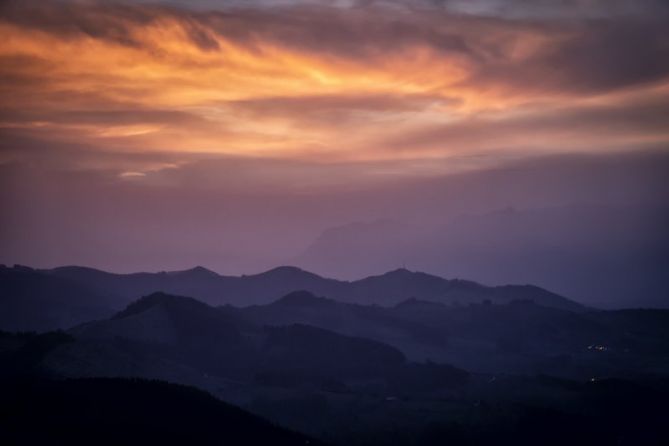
[1, 1, 668, 303]
[2, 0, 668, 175]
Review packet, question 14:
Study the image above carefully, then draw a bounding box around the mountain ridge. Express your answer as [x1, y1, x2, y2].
[1, 263, 585, 333]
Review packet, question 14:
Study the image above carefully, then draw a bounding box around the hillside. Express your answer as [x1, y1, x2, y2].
[0, 265, 113, 332]
[0, 377, 320, 446]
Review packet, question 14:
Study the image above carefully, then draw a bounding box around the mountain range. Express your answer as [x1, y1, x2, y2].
[4, 262, 669, 444]
[1, 263, 584, 332]
[2, 287, 669, 445]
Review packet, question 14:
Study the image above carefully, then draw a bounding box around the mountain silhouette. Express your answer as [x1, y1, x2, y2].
[0, 265, 113, 332]
[2, 263, 584, 332]
[75, 292, 243, 348]
[22, 263, 584, 312]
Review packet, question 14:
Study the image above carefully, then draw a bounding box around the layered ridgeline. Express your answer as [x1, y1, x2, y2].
[64, 291, 415, 385]
[3, 264, 667, 379]
[0, 264, 583, 331]
[18, 290, 669, 381]
[2, 291, 669, 445]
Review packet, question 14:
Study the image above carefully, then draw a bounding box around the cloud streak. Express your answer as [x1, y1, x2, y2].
[0, 0, 668, 173]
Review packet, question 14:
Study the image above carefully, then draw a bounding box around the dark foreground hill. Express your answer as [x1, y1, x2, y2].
[2, 328, 669, 446]
[0, 377, 319, 446]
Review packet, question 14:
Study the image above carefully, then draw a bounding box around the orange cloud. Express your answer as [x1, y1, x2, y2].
[1, 1, 668, 172]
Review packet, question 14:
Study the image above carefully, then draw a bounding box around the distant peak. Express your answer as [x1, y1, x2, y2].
[171, 266, 219, 277]
[192, 265, 218, 275]
[272, 290, 334, 307]
[376, 268, 422, 279]
[379, 268, 454, 281]
[267, 266, 306, 273]
[388, 267, 412, 274]
[258, 266, 319, 278]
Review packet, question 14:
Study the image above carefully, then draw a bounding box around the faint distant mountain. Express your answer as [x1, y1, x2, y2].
[343, 268, 583, 311]
[294, 204, 669, 308]
[0, 265, 113, 332]
[296, 219, 419, 276]
[23, 263, 584, 312]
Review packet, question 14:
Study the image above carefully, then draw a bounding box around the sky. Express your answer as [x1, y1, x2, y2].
[1, 1, 668, 306]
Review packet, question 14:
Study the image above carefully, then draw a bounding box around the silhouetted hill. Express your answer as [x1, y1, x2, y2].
[232, 266, 346, 304]
[74, 292, 243, 348]
[68, 292, 252, 378]
[344, 268, 583, 311]
[0, 377, 320, 446]
[172, 265, 220, 278]
[0, 265, 113, 332]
